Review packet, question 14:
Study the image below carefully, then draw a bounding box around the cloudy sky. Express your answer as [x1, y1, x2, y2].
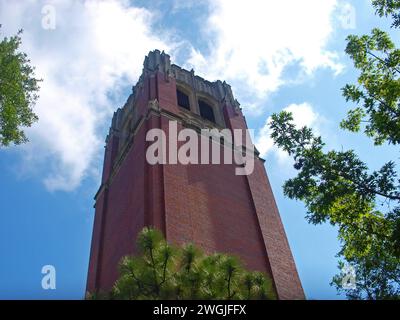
[0, 0, 397, 299]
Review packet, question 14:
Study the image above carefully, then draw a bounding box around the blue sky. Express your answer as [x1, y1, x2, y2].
[0, 0, 398, 299]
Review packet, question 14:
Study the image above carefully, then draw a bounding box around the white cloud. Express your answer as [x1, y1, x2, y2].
[255, 103, 320, 163]
[0, 0, 345, 192]
[284, 103, 319, 129]
[186, 0, 344, 113]
[0, 0, 173, 191]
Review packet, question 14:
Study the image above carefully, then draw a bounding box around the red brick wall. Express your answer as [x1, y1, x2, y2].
[246, 160, 305, 300]
[87, 123, 148, 292]
[223, 95, 305, 300]
[86, 190, 106, 292]
[87, 69, 304, 299]
[160, 118, 273, 277]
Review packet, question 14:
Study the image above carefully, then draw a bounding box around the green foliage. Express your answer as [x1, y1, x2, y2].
[341, 28, 400, 145]
[269, 1, 400, 299]
[332, 248, 400, 300]
[372, 0, 400, 27]
[0, 26, 40, 146]
[269, 111, 400, 299]
[88, 228, 276, 300]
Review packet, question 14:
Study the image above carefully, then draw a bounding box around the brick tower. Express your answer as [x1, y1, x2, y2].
[86, 50, 305, 300]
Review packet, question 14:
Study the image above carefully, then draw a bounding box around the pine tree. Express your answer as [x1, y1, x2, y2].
[88, 227, 276, 300]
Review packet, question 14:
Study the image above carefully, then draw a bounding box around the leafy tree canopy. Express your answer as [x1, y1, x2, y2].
[0, 26, 40, 146]
[373, 0, 400, 27]
[270, 112, 400, 299]
[269, 1, 400, 299]
[342, 28, 400, 145]
[89, 228, 276, 300]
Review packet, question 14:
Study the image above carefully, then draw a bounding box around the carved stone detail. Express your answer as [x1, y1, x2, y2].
[148, 99, 160, 112]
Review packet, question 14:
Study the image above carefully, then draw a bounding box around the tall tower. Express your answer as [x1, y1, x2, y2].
[86, 50, 304, 300]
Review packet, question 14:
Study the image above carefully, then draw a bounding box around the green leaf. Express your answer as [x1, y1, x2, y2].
[0, 26, 41, 146]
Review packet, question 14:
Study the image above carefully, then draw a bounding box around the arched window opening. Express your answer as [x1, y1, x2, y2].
[199, 100, 215, 123]
[177, 89, 190, 110]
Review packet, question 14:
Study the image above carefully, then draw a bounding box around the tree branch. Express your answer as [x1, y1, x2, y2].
[367, 50, 400, 75]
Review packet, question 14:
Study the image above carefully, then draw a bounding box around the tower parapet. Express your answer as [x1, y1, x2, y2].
[107, 50, 242, 144]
